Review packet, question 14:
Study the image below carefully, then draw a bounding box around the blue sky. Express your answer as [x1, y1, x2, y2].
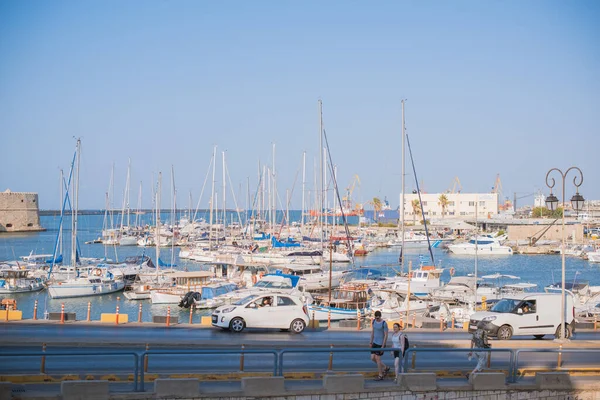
[1, 1, 598, 210]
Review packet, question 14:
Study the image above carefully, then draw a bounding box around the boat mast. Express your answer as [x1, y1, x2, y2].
[209, 146, 216, 250]
[222, 151, 226, 231]
[155, 172, 161, 279]
[319, 100, 324, 252]
[301, 151, 306, 234]
[400, 100, 406, 273]
[71, 138, 81, 268]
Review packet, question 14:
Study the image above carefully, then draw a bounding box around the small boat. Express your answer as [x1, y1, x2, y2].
[47, 267, 125, 299]
[150, 271, 214, 304]
[447, 235, 513, 256]
[275, 263, 346, 292]
[308, 284, 370, 321]
[0, 269, 45, 294]
[191, 282, 239, 309]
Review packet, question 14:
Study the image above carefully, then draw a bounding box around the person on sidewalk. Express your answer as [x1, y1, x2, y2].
[467, 321, 491, 378]
[370, 311, 390, 380]
[390, 322, 407, 378]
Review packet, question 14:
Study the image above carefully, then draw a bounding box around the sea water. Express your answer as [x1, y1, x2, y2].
[0, 214, 597, 322]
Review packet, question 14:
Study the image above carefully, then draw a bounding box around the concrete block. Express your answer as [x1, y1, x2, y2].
[0, 310, 22, 320]
[241, 376, 285, 396]
[470, 372, 506, 390]
[0, 382, 12, 400]
[152, 315, 178, 324]
[100, 313, 129, 323]
[535, 372, 572, 390]
[338, 319, 358, 328]
[48, 312, 76, 321]
[200, 316, 212, 326]
[61, 380, 109, 400]
[154, 378, 200, 398]
[398, 372, 437, 391]
[323, 374, 364, 393]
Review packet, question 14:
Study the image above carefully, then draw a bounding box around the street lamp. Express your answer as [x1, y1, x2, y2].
[544, 167, 584, 342]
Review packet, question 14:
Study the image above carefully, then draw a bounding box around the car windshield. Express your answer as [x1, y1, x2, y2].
[490, 298, 521, 313]
[234, 294, 259, 306]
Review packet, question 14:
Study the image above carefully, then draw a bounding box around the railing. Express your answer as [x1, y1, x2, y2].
[2, 346, 599, 391]
[0, 351, 140, 391]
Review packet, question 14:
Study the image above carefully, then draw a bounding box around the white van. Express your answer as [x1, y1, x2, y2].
[469, 293, 575, 340]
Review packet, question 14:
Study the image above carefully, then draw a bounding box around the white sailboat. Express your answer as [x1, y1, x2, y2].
[47, 139, 125, 299]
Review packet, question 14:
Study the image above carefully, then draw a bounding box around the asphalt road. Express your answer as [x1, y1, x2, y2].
[2, 322, 600, 378]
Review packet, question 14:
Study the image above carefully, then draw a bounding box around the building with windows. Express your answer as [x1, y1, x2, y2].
[0, 189, 44, 232]
[401, 192, 499, 221]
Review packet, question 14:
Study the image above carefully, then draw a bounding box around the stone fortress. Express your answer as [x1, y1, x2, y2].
[0, 189, 44, 232]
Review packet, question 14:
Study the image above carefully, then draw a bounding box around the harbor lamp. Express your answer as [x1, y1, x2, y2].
[545, 167, 584, 342]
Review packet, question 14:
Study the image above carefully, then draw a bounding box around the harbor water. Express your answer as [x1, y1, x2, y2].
[0, 213, 598, 323]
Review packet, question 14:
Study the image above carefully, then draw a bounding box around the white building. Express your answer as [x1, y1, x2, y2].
[400, 193, 499, 221]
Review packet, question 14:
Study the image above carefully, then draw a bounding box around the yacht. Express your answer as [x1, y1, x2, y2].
[447, 235, 513, 256]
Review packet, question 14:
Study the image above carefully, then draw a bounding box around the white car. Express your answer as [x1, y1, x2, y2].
[211, 293, 309, 333]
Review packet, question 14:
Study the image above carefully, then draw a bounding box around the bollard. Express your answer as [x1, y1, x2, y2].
[40, 343, 46, 373]
[115, 303, 120, 325]
[33, 300, 38, 320]
[440, 316, 444, 332]
[143, 343, 149, 372]
[86, 301, 91, 322]
[239, 344, 245, 371]
[189, 304, 194, 325]
[558, 344, 562, 368]
[327, 309, 331, 329]
[328, 344, 334, 371]
[312, 310, 315, 326]
[411, 345, 416, 369]
[138, 303, 143, 323]
[60, 303, 65, 324]
[357, 309, 361, 331]
[451, 312, 456, 330]
[412, 312, 416, 328]
[482, 296, 487, 311]
[595, 315, 598, 331]
[4, 304, 7, 322]
[166, 306, 171, 327]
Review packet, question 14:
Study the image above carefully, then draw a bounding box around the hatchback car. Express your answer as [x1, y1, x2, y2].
[211, 292, 309, 333]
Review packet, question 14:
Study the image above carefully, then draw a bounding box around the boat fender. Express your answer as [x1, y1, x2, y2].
[449, 267, 455, 276]
[94, 268, 102, 277]
[252, 274, 257, 285]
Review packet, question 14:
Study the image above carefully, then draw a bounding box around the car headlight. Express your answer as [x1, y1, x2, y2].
[221, 307, 236, 313]
[482, 316, 496, 322]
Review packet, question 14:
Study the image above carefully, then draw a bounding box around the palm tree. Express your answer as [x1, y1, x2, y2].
[372, 197, 382, 222]
[438, 194, 449, 218]
[411, 199, 421, 225]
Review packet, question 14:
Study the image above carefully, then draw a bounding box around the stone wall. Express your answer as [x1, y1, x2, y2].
[0, 190, 44, 232]
[507, 224, 584, 243]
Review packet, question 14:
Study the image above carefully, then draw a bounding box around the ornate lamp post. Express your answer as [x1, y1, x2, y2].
[545, 167, 584, 342]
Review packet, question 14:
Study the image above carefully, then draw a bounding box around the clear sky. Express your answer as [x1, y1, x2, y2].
[1, 1, 598, 211]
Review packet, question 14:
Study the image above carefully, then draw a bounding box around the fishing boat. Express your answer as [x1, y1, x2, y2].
[307, 283, 370, 321]
[0, 269, 45, 294]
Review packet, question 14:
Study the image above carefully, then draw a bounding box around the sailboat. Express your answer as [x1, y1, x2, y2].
[47, 139, 126, 299]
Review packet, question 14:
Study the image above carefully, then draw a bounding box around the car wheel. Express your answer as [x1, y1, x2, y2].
[533, 334, 545, 339]
[554, 324, 572, 339]
[497, 325, 513, 340]
[290, 318, 306, 334]
[230, 317, 245, 333]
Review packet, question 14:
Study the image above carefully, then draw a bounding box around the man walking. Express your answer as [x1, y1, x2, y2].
[370, 311, 390, 380]
[468, 321, 491, 378]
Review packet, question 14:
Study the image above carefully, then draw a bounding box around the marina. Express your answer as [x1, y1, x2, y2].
[1, 212, 598, 325]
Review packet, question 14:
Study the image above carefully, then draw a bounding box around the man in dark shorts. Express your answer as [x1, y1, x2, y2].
[370, 311, 390, 380]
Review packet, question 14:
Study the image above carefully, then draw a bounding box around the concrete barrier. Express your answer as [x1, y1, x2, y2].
[470, 372, 506, 390]
[153, 315, 178, 324]
[323, 373, 364, 393]
[241, 376, 285, 396]
[398, 372, 437, 391]
[200, 316, 212, 326]
[61, 380, 109, 400]
[49, 312, 76, 321]
[100, 313, 129, 324]
[0, 382, 12, 399]
[154, 378, 200, 398]
[535, 372, 572, 390]
[0, 310, 22, 320]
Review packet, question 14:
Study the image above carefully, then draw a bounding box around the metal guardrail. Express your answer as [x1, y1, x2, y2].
[2, 346, 600, 391]
[0, 351, 140, 391]
[513, 348, 600, 382]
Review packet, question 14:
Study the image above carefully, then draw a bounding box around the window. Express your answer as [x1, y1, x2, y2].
[277, 296, 296, 306]
[432, 212, 436, 215]
[469, 201, 475, 206]
[460, 212, 466, 216]
[27, 223, 33, 227]
[449, 201, 455, 206]
[449, 211, 455, 215]
[479, 201, 485, 206]
[422, 201, 428, 206]
[6, 224, 12, 228]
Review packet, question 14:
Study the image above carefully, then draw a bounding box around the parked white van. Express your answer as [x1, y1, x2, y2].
[469, 293, 575, 340]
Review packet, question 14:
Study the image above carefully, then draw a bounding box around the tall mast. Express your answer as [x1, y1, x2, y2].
[71, 138, 81, 267]
[319, 99, 324, 249]
[301, 151, 306, 233]
[155, 172, 161, 278]
[222, 151, 226, 229]
[401, 100, 406, 273]
[209, 146, 216, 250]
